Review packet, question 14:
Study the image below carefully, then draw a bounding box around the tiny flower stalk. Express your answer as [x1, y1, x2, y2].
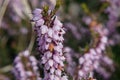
[32, 1, 68, 80]
[12, 50, 41, 80]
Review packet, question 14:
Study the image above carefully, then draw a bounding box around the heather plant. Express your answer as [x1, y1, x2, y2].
[31, 3, 68, 80]
[0, 0, 120, 80]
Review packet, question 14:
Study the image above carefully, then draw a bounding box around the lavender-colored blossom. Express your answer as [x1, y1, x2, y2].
[78, 23, 114, 79]
[105, 0, 120, 34]
[32, 8, 68, 80]
[95, 55, 114, 79]
[9, 0, 25, 19]
[12, 50, 41, 80]
[0, 74, 9, 80]
[65, 23, 81, 40]
[82, 72, 97, 80]
[100, 0, 120, 45]
[64, 47, 79, 78]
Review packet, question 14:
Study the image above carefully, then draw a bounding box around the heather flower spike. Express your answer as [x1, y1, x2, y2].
[78, 20, 113, 79]
[32, 1, 68, 80]
[12, 50, 41, 80]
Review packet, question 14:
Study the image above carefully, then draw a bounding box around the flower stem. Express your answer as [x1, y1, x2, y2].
[0, 65, 12, 73]
[0, 0, 10, 28]
[27, 26, 35, 53]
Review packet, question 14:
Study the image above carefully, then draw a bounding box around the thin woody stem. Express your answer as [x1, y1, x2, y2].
[28, 26, 35, 53]
[0, 0, 10, 28]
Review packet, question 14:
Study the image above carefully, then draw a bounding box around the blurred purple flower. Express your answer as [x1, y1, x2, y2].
[78, 23, 114, 79]
[64, 47, 79, 78]
[12, 50, 41, 80]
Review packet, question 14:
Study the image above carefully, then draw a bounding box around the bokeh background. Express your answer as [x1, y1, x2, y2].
[0, 0, 120, 80]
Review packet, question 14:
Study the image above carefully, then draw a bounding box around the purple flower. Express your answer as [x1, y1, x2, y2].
[78, 23, 114, 79]
[32, 8, 68, 80]
[12, 50, 41, 80]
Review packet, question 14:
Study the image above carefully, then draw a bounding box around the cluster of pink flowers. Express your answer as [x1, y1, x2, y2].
[64, 47, 78, 77]
[12, 50, 41, 80]
[32, 8, 68, 80]
[78, 23, 110, 79]
[95, 55, 114, 79]
[104, 0, 120, 45]
[105, 0, 120, 33]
